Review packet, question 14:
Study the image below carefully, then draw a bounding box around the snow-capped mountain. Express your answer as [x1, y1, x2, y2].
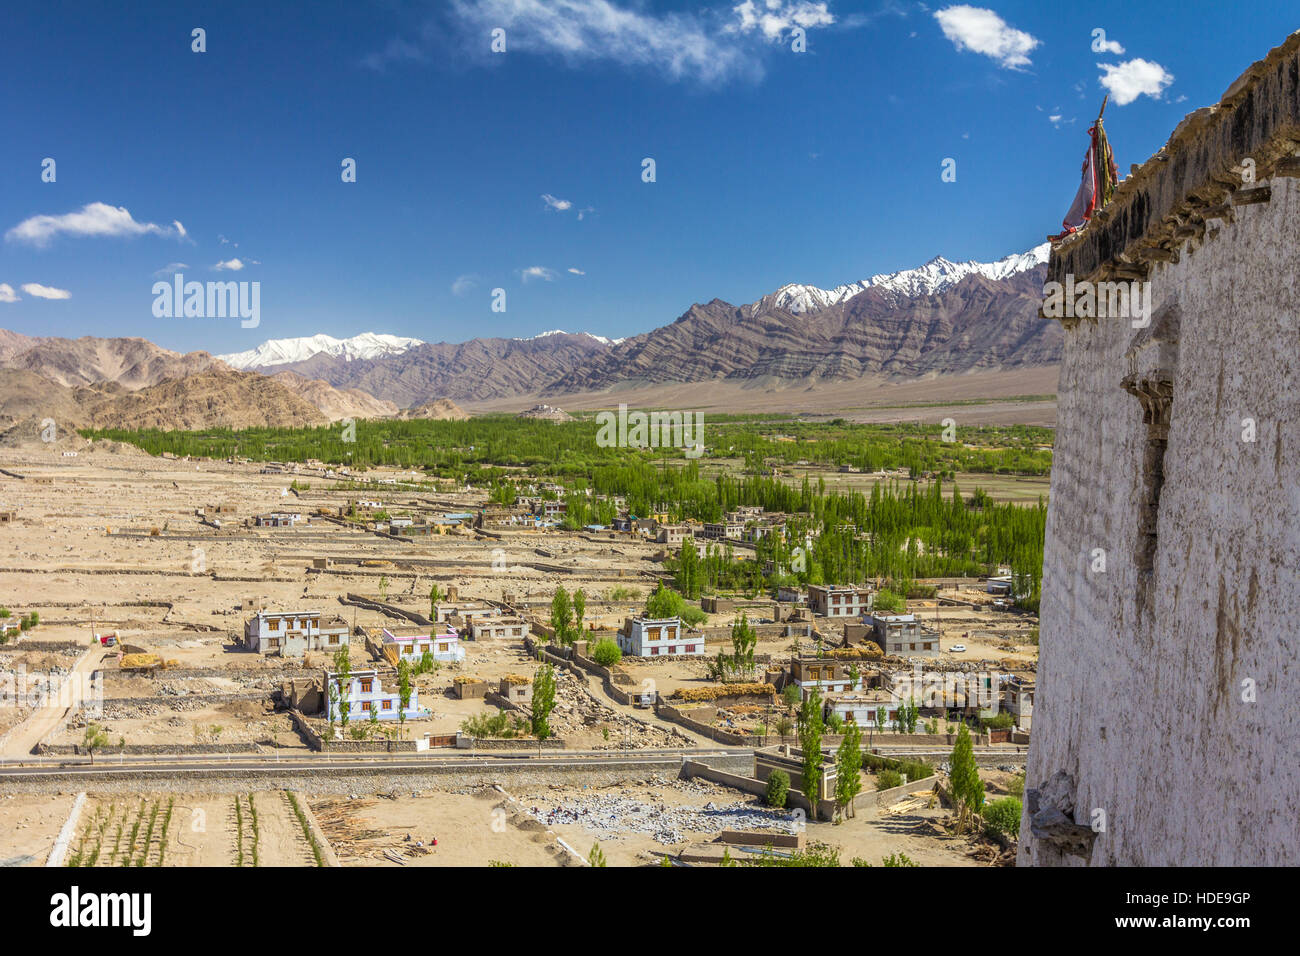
[217, 332, 424, 370]
[752, 243, 1051, 315]
[520, 329, 626, 346]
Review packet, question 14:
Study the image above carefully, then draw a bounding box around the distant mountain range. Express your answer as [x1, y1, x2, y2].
[0, 243, 1059, 434]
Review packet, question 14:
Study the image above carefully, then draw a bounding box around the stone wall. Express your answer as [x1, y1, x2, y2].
[0, 752, 754, 796]
[1024, 46, 1300, 864]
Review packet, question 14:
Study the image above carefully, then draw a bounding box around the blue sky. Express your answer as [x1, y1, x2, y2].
[1, 0, 1296, 355]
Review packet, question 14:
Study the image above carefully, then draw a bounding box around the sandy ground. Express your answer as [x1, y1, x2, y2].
[311, 789, 565, 867]
[0, 792, 78, 866]
[461, 368, 1060, 427]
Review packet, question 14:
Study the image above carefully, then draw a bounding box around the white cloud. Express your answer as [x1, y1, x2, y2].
[153, 262, 190, 277]
[541, 193, 573, 212]
[452, 274, 480, 296]
[934, 5, 1039, 70]
[5, 202, 186, 248]
[213, 258, 259, 271]
[520, 266, 557, 283]
[577, 206, 595, 220]
[0, 283, 19, 303]
[21, 283, 71, 300]
[443, 0, 767, 84]
[1098, 58, 1173, 105]
[567, 267, 585, 275]
[731, 1, 834, 40]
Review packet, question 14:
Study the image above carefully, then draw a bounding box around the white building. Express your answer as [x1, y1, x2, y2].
[824, 689, 900, 727]
[616, 617, 704, 658]
[325, 669, 421, 722]
[380, 627, 464, 665]
[245, 611, 349, 657]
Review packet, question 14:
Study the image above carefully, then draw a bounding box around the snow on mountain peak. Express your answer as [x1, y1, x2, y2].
[518, 330, 625, 346]
[217, 332, 423, 370]
[761, 243, 1050, 315]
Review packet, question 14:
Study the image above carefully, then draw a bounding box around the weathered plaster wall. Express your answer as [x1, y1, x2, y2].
[1021, 173, 1300, 866]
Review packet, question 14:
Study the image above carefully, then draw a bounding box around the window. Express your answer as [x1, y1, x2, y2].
[384, 700, 393, 710]
[685, 645, 696, 653]
[360, 680, 372, 693]
[361, 701, 372, 712]
[437, 643, 448, 653]
[651, 646, 659, 656]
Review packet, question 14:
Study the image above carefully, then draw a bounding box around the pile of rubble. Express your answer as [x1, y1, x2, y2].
[521, 791, 795, 845]
[546, 669, 690, 748]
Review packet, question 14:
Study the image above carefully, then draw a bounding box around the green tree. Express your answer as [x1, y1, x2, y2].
[904, 695, 919, 734]
[378, 575, 390, 602]
[572, 588, 586, 639]
[429, 582, 442, 618]
[765, 769, 790, 809]
[550, 587, 573, 645]
[531, 664, 557, 739]
[834, 722, 864, 818]
[590, 638, 622, 667]
[949, 722, 985, 817]
[982, 796, 1022, 838]
[82, 723, 109, 764]
[397, 659, 413, 740]
[332, 647, 352, 730]
[588, 842, 607, 867]
[799, 687, 825, 820]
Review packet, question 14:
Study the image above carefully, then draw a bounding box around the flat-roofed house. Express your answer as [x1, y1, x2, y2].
[325, 668, 421, 722]
[865, 613, 940, 657]
[245, 610, 349, 657]
[469, 617, 529, 641]
[379, 626, 465, 665]
[790, 657, 866, 700]
[808, 584, 874, 618]
[616, 616, 704, 657]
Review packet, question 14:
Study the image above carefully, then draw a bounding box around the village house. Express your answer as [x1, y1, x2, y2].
[434, 602, 500, 625]
[616, 616, 704, 658]
[865, 613, 941, 657]
[884, 669, 1000, 720]
[824, 688, 900, 727]
[499, 674, 533, 707]
[325, 668, 421, 722]
[1003, 675, 1034, 731]
[776, 585, 805, 604]
[700, 520, 744, 541]
[379, 626, 465, 666]
[252, 511, 306, 528]
[245, 610, 350, 657]
[469, 616, 529, 641]
[656, 524, 690, 545]
[789, 657, 867, 699]
[808, 584, 875, 618]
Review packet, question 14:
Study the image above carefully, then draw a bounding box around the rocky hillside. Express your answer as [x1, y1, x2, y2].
[545, 267, 1056, 393]
[269, 332, 612, 406]
[270, 370, 399, 421]
[0, 367, 327, 439]
[400, 397, 468, 420]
